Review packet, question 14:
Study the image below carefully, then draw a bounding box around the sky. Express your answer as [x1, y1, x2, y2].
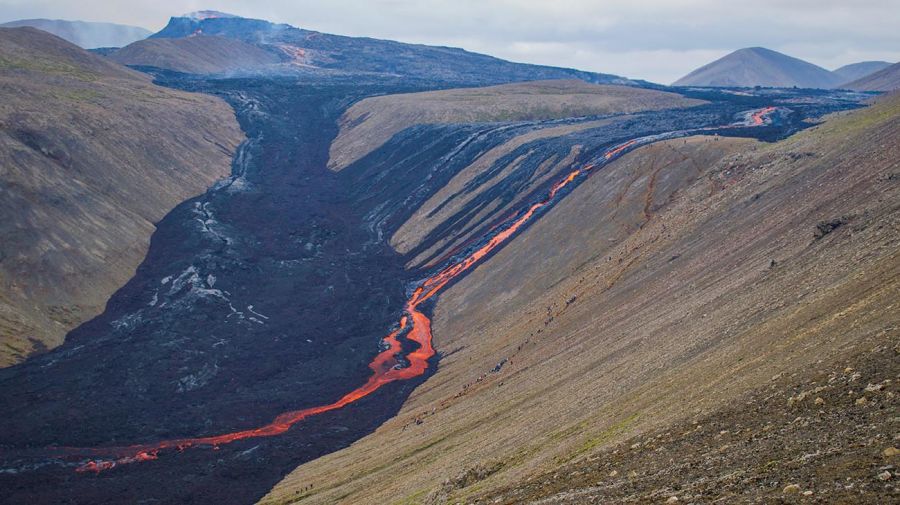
[2, 0, 899, 83]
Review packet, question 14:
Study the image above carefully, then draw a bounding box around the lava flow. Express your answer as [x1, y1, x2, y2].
[750, 106, 776, 126]
[64, 107, 775, 473]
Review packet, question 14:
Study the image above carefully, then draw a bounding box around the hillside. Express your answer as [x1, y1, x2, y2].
[140, 12, 631, 84]
[261, 93, 899, 504]
[843, 61, 900, 91]
[833, 60, 892, 82]
[0, 18, 150, 48]
[328, 80, 705, 171]
[109, 35, 282, 74]
[0, 27, 244, 366]
[673, 47, 843, 88]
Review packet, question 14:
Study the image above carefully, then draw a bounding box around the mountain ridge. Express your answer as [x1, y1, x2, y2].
[120, 13, 633, 84]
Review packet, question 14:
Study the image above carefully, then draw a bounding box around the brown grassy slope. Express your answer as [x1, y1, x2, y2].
[110, 35, 282, 75]
[843, 61, 900, 91]
[480, 337, 898, 504]
[261, 93, 899, 504]
[327, 80, 704, 171]
[0, 27, 244, 366]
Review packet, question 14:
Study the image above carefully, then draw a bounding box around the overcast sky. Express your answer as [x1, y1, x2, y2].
[2, 0, 899, 83]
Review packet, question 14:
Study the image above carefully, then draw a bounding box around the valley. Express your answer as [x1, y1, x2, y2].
[0, 59, 868, 503]
[0, 27, 244, 366]
[263, 90, 899, 505]
[0, 9, 896, 505]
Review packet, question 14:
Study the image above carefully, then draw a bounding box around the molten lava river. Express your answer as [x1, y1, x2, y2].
[65, 107, 777, 473]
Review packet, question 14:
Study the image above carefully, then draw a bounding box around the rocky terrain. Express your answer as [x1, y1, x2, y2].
[260, 92, 897, 504]
[0, 27, 243, 366]
[0, 18, 150, 48]
[673, 47, 843, 89]
[479, 340, 898, 504]
[844, 62, 900, 91]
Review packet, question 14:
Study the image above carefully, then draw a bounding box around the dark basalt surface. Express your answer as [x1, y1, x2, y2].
[0, 78, 427, 504]
[0, 74, 865, 504]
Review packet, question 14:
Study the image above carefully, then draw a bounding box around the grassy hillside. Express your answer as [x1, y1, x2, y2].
[261, 93, 899, 504]
[0, 27, 244, 366]
[328, 80, 704, 171]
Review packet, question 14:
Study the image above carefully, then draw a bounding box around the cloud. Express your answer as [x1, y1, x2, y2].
[1, 0, 898, 82]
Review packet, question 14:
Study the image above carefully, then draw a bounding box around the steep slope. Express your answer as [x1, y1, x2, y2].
[142, 13, 630, 84]
[481, 339, 898, 503]
[109, 35, 282, 74]
[0, 27, 244, 366]
[833, 60, 892, 82]
[328, 80, 704, 171]
[843, 61, 900, 91]
[673, 47, 843, 88]
[0, 18, 150, 48]
[261, 94, 898, 504]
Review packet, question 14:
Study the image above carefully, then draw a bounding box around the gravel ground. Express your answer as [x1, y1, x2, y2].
[477, 337, 899, 504]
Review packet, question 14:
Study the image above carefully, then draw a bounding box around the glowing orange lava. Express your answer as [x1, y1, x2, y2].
[750, 106, 776, 126]
[69, 109, 774, 473]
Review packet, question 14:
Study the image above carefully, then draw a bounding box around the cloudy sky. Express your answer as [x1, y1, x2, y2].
[2, 0, 899, 83]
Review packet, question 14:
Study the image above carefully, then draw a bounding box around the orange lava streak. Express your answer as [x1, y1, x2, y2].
[603, 139, 637, 160]
[750, 106, 776, 126]
[71, 112, 774, 473]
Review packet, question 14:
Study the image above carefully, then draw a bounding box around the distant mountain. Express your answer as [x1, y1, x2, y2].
[109, 35, 282, 74]
[673, 47, 843, 89]
[832, 61, 892, 82]
[0, 27, 243, 365]
[842, 61, 900, 91]
[0, 18, 150, 48]
[135, 12, 631, 84]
